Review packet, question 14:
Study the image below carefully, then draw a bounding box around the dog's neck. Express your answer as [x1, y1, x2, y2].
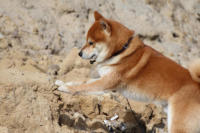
[110, 35, 144, 58]
[101, 35, 144, 66]
[111, 36, 134, 57]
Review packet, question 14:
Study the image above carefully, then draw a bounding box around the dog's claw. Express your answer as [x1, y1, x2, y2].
[55, 80, 80, 94]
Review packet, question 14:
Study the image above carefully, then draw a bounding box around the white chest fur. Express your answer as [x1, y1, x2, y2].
[97, 65, 112, 77]
[96, 55, 120, 77]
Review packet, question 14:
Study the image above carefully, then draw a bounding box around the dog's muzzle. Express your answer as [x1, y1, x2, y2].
[78, 51, 97, 64]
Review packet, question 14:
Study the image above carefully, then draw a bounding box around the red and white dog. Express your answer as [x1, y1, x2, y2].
[57, 11, 200, 133]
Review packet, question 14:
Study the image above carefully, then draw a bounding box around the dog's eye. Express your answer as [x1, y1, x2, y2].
[89, 41, 94, 45]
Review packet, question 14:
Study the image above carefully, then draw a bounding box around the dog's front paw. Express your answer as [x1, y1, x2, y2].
[64, 82, 76, 86]
[57, 85, 70, 92]
[55, 80, 70, 93]
[55, 80, 77, 93]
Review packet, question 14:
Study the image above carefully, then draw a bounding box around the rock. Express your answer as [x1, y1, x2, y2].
[0, 33, 4, 39]
[58, 113, 75, 127]
[48, 64, 60, 75]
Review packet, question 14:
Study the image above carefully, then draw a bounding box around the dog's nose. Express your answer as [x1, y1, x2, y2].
[78, 51, 83, 57]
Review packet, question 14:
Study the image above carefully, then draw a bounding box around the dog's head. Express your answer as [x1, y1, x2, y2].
[79, 11, 134, 64]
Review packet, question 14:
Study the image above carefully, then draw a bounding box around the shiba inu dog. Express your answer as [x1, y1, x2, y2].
[57, 11, 200, 133]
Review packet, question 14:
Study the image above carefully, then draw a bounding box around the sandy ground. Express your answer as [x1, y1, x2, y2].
[0, 47, 167, 133]
[0, 0, 200, 133]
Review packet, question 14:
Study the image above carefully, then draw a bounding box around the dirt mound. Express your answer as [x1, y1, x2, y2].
[0, 47, 167, 133]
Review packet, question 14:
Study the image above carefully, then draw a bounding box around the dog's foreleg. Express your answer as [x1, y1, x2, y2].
[58, 72, 120, 94]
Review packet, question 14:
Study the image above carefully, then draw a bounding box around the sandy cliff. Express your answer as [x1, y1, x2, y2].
[0, 0, 200, 132]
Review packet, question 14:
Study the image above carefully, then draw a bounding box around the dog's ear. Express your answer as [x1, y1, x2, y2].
[94, 11, 111, 36]
[94, 11, 104, 21]
[100, 20, 111, 36]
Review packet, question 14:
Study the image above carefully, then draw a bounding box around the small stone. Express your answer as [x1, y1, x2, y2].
[32, 85, 38, 91]
[48, 64, 60, 75]
[110, 114, 119, 121]
[0, 33, 4, 39]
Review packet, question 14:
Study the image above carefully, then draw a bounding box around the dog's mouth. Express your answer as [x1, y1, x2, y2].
[90, 54, 97, 64]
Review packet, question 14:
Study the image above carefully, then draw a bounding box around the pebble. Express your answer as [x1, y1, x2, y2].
[110, 114, 119, 121]
[0, 33, 4, 39]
